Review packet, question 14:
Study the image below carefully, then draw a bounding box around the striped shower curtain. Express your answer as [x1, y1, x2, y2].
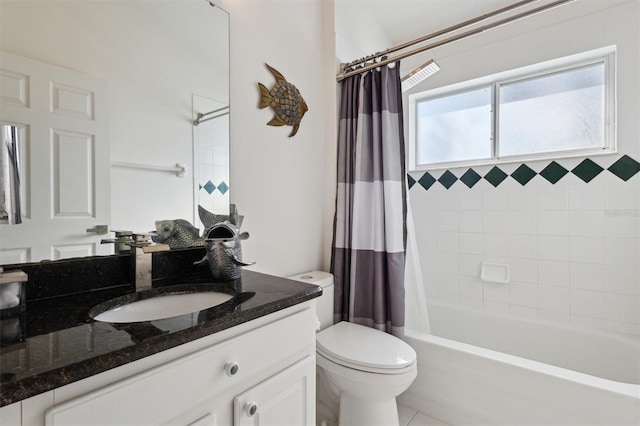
[331, 62, 407, 338]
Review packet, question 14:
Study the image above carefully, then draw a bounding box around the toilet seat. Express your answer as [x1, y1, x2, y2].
[316, 321, 416, 374]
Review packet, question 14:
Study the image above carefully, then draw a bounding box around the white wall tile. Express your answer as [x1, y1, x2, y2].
[538, 235, 570, 261]
[459, 210, 482, 233]
[509, 187, 538, 211]
[483, 233, 508, 257]
[605, 213, 639, 238]
[569, 210, 605, 237]
[437, 252, 459, 274]
[437, 232, 459, 253]
[539, 260, 571, 287]
[460, 275, 483, 299]
[570, 262, 605, 291]
[605, 237, 640, 267]
[509, 234, 538, 259]
[605, 265, 639, 295]
[483, 211, 509, 234]
[510, 281, 538, 308]
[605, 293, 640, 324]
[460, 232, 483, 254]
[538, 210, 569, 236]
[509, 258, 538, 284]
[509, 210, 538, 235]
[570, 236, 605, 263]
[437, 272, 459, 296]
[459, 190, 483, 211]
[437, 211, 459, 232]
[571, 289, 605, 318]
[437, 189, 459, 211]
[417, 230, 437, 252]
[604, 180, 640, 210]
[539, 285, 571, 313]
[569, 183, 604, 210]
[538, 186, 569, 210]
[484, 282, 509, 303]
[483, 187, 509, 211]
[460, 254, 482, 276]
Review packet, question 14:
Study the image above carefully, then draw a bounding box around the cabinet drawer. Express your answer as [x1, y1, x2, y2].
[45, 307, 315, 426]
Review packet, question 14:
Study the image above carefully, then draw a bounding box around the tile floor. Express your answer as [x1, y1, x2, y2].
[398, 404, 452, 426]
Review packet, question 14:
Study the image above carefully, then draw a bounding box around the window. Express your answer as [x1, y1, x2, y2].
[408, 47, 616, 170]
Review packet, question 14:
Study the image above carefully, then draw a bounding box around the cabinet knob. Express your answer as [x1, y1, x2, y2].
[244, 402, 258, 417]
[225, 361, 239, 377]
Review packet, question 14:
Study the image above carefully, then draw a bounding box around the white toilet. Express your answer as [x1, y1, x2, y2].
[289, 271, 417, 426]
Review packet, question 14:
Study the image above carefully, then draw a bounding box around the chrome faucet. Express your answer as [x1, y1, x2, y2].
[128, 233, 170, 291]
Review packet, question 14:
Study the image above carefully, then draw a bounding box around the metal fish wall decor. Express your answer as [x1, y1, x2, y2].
[258, 63, 308, 137]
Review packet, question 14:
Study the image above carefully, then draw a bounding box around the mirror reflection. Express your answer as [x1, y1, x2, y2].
[0, 0, 229, 264]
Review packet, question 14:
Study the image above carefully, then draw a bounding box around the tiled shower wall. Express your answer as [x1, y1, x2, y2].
[409, 157, 640, 337]
[406, 0, 640, 338]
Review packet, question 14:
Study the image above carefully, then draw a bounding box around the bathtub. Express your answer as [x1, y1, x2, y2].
[399, 301, 640, 426]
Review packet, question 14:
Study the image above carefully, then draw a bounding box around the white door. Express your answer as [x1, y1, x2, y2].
[234, 357, 315, 426]
[0, 51, 111, 263]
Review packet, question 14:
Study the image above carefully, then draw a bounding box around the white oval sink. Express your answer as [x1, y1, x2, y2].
[93, 291, 234, 323]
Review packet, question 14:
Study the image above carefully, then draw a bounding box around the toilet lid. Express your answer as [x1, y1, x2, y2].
[316, 322, 416, 371]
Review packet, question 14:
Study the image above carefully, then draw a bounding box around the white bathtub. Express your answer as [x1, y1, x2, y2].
[399, 301, 640, 426]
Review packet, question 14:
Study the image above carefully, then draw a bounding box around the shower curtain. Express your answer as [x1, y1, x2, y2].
[331, 62, 407, 338]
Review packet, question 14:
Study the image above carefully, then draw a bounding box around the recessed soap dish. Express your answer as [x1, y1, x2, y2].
[480, 262, 510, 284]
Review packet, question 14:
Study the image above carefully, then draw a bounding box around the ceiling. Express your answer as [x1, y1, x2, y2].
[356, 0, 533, 46]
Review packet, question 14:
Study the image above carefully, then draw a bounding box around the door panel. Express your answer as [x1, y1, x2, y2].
[0, 51, 111, 261]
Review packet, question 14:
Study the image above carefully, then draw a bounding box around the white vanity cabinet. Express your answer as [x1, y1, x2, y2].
[233, 356, 314, 426]
[6, 303, 316, 426]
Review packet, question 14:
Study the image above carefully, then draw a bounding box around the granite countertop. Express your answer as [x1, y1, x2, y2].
[0, 268, 322, 407]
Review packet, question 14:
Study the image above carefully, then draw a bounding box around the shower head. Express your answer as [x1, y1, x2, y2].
[401, 59, 440, 92]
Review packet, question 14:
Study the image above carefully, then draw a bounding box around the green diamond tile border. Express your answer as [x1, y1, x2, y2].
[572, 159, 603, 183]
[408, 154, 639, 192]
[511, 164, 537, 186]
[608, 155, 640, 181]
[438, 170, 458, 189]
[484, 166, 508, 187]
[460, 168, 481, 188]
[539, 161, 568, 184]
[418, 172, 436, 190]
[408, 175, 417, 189]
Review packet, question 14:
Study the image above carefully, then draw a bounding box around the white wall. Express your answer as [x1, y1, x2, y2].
[217, 0, 336, 277]
[407, 0, 640, 337]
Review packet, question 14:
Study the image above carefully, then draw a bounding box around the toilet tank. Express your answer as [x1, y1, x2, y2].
[288, 271, 334, 331]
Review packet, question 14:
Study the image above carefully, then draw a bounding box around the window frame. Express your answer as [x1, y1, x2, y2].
[408, 46, 617, 171]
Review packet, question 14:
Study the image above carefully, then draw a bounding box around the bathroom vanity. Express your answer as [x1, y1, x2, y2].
[0, 250, 321, 425]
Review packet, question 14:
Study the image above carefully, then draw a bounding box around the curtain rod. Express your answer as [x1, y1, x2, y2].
[336, 0, 576, 82]
[341, 0, 538, 71]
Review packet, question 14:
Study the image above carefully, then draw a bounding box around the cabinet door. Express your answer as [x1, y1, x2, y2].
[234, 356, 315, 426]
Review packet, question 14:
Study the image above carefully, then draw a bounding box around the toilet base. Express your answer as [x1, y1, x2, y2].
[338, 394, 399, 426]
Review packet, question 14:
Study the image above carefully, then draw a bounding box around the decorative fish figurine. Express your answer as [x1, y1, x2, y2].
[152, 219, 204, 249]
[258, 63, 308, 137]
[198, 204, 244, 230]
[194, 221, 254, 280]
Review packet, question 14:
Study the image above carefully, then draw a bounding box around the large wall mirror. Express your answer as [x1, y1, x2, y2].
[0, 0, 229, 264]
